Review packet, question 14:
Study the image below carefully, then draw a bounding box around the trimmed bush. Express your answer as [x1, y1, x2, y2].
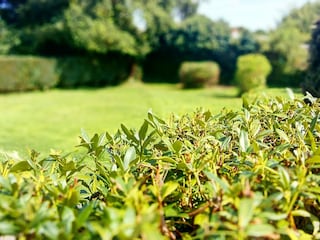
[235, 54, 272, 94]
[179, 61, 220, 88]
[0, 55, 58, 92]
[56, 54, 132, 88]
[1, 96, 320, 238]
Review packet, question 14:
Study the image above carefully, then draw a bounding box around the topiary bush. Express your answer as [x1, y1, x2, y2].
[235, 53, 272, 95]
[0, 55, 58, 92]
[179, 61, 220, 88]
[1, 95, 320, 239]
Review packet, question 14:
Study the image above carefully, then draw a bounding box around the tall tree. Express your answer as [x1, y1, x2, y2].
[303, 20, 320, 97]
[263, 1, 320, 87]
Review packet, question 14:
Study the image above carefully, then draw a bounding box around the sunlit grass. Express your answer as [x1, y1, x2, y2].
[0, 83, 301, 156]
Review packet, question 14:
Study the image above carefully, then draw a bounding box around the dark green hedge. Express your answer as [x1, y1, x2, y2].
[179, 61, 220, 88]
[0, 56, 58, 92]
[56, 54, 132, 88]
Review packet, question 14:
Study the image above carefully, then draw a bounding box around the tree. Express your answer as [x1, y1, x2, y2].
[0, 18, 19, 54]
[266, 26, 308, 86]
[263, 1, 320, 87]
[302, 20, 320, 97]
[0, 0, 71, 55]
[278, 1, 320, 35]
[175, 15, 231, 54]
[64, 0, 139, 56]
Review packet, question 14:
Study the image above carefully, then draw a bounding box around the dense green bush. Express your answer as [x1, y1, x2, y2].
[179, 61, 220, 88]
[1, 95, 320, 239]
[235, 54, 272, 95]
[0, 56, 58, 92]
[56, 54, 132, 88]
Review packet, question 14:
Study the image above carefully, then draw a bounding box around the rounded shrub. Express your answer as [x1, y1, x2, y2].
[235, 54, 272, 95]
[179, 61, 220, 88]
[0, 55, 58, 92]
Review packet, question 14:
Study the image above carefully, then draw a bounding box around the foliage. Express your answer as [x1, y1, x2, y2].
[179, 61, 220, 88]
[278, 1, 320, 35]
[0, 0, 68, 28]
[235, 54, 272, 95]
[174, 15, 231, 54]
[0, 0, 71, 55]
[56, 54, 132, 88]
[303, 21, 320, 97]
[266, 27, 308, 87]
[0, 19, 19, 54]
[0, 56, 58, 92]
[0, 95, 320, 239]
[263, 1, 320, 87]
[64, 0, 142, 57]
[143, 16, 233, 84]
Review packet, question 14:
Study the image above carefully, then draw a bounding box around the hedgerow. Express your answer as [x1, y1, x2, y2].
[0, 56, 58, 92]
[0, 94, 320, 239]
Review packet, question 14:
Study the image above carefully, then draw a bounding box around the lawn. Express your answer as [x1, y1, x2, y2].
[0, 83, 300, 156]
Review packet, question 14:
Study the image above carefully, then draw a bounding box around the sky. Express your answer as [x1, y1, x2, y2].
[198, 0, 318, 31]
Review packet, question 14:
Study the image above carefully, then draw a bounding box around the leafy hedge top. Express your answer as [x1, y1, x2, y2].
[0, 94, 320, 239]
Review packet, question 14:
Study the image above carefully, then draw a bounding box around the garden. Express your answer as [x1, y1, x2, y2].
[1, 0, 320, 239]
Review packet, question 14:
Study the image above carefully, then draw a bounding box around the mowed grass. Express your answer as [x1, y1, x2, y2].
[0, 83, 299, 156]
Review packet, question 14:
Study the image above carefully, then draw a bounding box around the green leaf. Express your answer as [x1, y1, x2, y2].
[278, 166, 290, 189]
[194, 213, 208, 225]
[238, 198, 254, 229]
[122, 207, 136, 237]
[98, 133, 106, 146]
[291, 210, 311, 217]
[123, 147, 136, 171]
[0, 221, 19, 235]
[276, 128, 290, 143]
[9, 160, 32, 172]
[62, 206, 75, 234]
[76, 203, 94, 229]
[164, 205, 189, 218]
[39, 221, 59, 239]
[204, 171, 229, 192]
[246, 223, 275, 237]
[0, 176, 12, 191]
[310, 111, 319, 132]
[172, 140, 183, 154]
[260, 212, 287, 221]
[81, 128, 91, 144]
[306, 155, 320, 165]
[139, 120, 149, 141]
[121, 124, 138, 144]
[161, 181, 179, 199]
[239, 129, 250, 152]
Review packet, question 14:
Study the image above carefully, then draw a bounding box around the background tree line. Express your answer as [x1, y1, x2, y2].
[0, 0, 319, 88]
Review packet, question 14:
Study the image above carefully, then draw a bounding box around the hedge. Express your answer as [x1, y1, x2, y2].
[56, 54, 132, 88]
[235, 54, 272, 95]
[0, 56, 58, 92]
[179, 61, 220, 88]
[1, 94, 320, 239]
